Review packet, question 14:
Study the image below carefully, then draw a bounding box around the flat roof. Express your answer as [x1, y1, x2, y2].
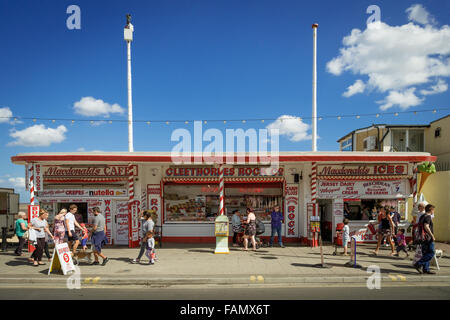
[11, 151, 436, 165]
[337, 124, 429, 142]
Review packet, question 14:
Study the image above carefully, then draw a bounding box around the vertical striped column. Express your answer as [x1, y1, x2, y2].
[128, 163, 134, 204]
[29, 164, 35, 205]
[412, 165, 418, 204]
[311, 162, 318, 247]
[219, 164, 224, 215]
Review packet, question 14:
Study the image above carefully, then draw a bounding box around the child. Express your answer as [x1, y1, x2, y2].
[144, 231, 155, 265]
[231, 210, 242, 247]
[395, 228, 409, 257]
[342, 218, 350, 256]
[80, 223, 89, 251]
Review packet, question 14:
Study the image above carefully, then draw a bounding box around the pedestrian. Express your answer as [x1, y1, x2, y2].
[374, 206, 395, 256]
[65, 204, 84, 257]
[131, 210, 155, 264]
[394, 228, 409, 258]
[14, 212, 28, 256]
[342, 218, 350, 256]
[80, 223, 89, 251]
[43, 230, 52, 262]
[269, 205, 285, 248]
[390, 206, 401, 245]
[409, 202, 427, 251]
[414, 204, 436, 275]
[413, 202, 426, 224]
[144, 231, 155, 265]
[89, 207, 109, 266]
[29, 209, 54, 266]
[231, 210, 242, 247]
[52, 208, 67, 245]
[242, 207, 257, 251]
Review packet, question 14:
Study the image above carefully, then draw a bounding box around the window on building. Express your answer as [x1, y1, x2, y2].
[435, 127, 441, 138]
[340, 137, 353, 151]
[391, 129, 424, 152]
[407, 129, 424, 151]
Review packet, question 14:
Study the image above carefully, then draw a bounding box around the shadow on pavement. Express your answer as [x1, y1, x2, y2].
[5, 258, 31, 267]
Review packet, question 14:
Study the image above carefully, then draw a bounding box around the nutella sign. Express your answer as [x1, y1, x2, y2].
[318, 164, 408, 177]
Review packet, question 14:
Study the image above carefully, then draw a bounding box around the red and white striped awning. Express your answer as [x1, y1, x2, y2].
[44, 177, 127, 184]
[318, 175, 411, 181]
[162, 177, 285, 184]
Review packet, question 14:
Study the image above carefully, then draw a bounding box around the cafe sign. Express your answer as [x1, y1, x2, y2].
[43, 165, 137, 177]
[165, 166, 284, 177]
[317, 180, 406, 199]
[317, 164, 408, 177]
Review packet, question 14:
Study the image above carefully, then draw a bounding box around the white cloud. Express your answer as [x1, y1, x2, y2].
[377, 88, 423, 111]
[343, 79, 366, 97]
[8, 177, 25, 189]
[327, 6, 450, 110]
[266, 115, 311, 142]
[0, 107, 13, 123]
[8, 124, 67, 147]
[420, 79, 448, 95]
[73, 97, 125, 117]
[406, 4, 437, 25]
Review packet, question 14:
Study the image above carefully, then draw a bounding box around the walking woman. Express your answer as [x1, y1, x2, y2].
[243, 208, 257, 251]
[374, 206, 395, 256]
[29, 209, 54, 266]
[131, 210, 154, 264]
[53, 208, 67, 245]
[14, 212, 28, 256]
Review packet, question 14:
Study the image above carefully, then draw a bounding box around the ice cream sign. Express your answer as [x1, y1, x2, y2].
[318, 164, 408, 176]
[317, 180, 406, 198]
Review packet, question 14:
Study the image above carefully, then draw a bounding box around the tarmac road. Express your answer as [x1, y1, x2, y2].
[1, 283, 449, 300]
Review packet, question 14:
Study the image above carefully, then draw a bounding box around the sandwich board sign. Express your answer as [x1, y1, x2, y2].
[48, 243, 76, 275]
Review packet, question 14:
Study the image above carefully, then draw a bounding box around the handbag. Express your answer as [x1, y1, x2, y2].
[28, 228, 37, 242]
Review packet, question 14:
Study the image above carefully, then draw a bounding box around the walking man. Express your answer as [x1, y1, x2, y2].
[90, 207, 109, 266]
[65, 204, 84, 258]
[414, 204, 436, 275]
[269, 205, 285, 248]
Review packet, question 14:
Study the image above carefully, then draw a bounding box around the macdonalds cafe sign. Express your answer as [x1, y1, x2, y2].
[43, 165, 137, 177]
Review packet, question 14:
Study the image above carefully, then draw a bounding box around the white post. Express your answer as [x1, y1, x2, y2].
[312, 23, 318, 152]
[124, 15, 134, 153]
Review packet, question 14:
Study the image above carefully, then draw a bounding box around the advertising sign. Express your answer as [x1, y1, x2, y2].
[285, 184, 299, 238]
[115, 201, 129, 245]
[27, 205, 40, 253]
[48, 242, 76, 275]
[317, 180, 406, 199]
[37, 188, 128, 198]
[34, 164, 43, 192]
[147, 185, 161, 225]
[317, 164, 408, 177]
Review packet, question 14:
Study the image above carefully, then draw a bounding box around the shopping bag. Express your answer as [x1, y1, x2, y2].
[413, 244, 422, 265]
[28, 228, 37, 242]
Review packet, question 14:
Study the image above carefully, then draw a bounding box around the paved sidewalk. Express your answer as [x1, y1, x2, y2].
[1, 242, 449, 287]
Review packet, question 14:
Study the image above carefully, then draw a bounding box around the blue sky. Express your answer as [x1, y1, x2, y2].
[1, 0, 449, 201]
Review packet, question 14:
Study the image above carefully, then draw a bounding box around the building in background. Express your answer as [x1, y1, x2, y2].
[337, 114, 450, 242]
[337, 115, 449, 170]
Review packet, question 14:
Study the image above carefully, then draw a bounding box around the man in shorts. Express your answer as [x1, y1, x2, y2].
[65, 204, 84, 258]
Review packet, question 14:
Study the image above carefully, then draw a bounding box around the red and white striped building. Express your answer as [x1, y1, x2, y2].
[12, 151, 435, 246]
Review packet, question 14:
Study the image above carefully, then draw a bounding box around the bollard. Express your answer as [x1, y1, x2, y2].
[1, 227, 8, 252]
[313, 231, 332, 268]
[345, 236, 362, 268]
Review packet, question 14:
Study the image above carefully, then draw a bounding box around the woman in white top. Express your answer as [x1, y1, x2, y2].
[243, 208, 257, 251]
[29, 209, 54, 266]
